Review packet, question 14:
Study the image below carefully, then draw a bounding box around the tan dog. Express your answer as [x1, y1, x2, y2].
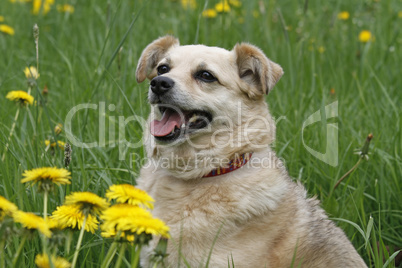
[135, 36, 367, 267]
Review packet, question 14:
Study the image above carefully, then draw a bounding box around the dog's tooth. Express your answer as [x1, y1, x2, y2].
[189, 114, 198, 123]
[181, 123, 186, 129]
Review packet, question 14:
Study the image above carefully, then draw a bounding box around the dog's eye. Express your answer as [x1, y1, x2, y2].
[196, 71, 217, 82]
[157, 65, 170, 75]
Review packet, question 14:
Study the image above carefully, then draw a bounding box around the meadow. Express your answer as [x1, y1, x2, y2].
[0, 0, 401, 267]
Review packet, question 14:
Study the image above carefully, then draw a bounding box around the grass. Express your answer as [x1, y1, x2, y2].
[0, 0, 401, 267]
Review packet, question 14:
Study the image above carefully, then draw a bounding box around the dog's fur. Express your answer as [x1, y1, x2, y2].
[135, 36, 367, 267]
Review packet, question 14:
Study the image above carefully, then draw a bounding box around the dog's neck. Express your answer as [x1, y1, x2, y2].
[203, 152, 252, 178]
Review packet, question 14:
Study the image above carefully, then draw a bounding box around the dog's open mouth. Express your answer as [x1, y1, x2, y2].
[150, 106, 212, 142]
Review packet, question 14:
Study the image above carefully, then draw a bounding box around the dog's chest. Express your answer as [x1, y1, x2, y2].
[151, 176, 238, 231]
[137, 164, 289, 266]
[139, 173, 241, 265]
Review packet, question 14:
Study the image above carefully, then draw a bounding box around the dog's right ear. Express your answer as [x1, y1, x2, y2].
[136, 36, 179, 83]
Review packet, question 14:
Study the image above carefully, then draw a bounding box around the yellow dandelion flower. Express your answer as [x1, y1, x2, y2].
[45, 140, 66, 149]
[51, 205, 99, 233]
[318, 46, 325, 53]
[21, 167, 71, 188]
[181, 0, 196, 10]
[337, 11, 350, 20]
[57, 4, 74, 13]
[0, 16, 4, 22]
[215, 1, 230, 13]
[32, 0, 54, 15]
[101, 228, 135, 242]
[13, 211, 52, 237]
[43, 0, 54, 15]
[100, 204, 152, 230]
[24, 66, 40, 79]
[45, 217, 65, 230]
[128, 217, 170, 238]
[32, 0, 41, 15]
[252, 10, 260, 18]
[0, 195, 18, 221]
[202, 9, 217, 18]
[0, 24, 15, 35]
[398, 11, 402, 18]
[106, 184, 155, 209]
[100, 204, 151, 239]
[359, 30, 372, 43]
[6, 90, 34, 105]
[228, 0, 241, 7]
[35, 253, 71, 268]
[100, 204, 169, 239]
[64, 192, 109, 215]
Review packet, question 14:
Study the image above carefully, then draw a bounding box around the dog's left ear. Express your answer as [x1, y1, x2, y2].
[233, 43, 283, 98]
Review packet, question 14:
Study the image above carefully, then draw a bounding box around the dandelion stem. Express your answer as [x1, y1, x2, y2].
[100, 241, 118, 268]
[2, 107, 21, 161]
[66, 231, 73, 255]
[333, 158, 363, 190]
[12, 235, 27, 267]
[0, 240, 5, 267]
[131, 244, 142, 268]
[71, 214, 87, 268]
[40, 233, 49, 264]
[43, 190, 48, 220]
[114, 242, 127, 268]
[101, 230, 122, 268]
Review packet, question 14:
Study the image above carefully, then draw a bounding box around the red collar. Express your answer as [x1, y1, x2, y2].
[203, 153, 252, 178]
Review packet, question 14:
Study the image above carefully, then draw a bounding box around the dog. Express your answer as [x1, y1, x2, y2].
[135, 36, 367, 267]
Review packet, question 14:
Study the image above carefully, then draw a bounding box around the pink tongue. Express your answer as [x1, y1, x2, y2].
[150, 109, 183, 137]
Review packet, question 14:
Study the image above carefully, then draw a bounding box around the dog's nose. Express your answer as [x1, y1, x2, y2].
[150, 76, 174, 96]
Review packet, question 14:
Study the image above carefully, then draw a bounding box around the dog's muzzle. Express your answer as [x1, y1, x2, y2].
[148, 77, 212, 142]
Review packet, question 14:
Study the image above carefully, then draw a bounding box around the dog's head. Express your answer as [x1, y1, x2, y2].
[136, 36, 283, 179]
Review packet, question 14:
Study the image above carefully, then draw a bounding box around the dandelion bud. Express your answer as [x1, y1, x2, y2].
[359, 133, 373, 160]
[24, 66, 40, 80]
[152, 237, 169, 263]
[54, 124, 62, 135]
[42, 85, 48, 95]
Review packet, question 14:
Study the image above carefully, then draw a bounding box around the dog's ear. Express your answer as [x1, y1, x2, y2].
[136, 35, 180, 83]
[233, 43, 283, 98]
